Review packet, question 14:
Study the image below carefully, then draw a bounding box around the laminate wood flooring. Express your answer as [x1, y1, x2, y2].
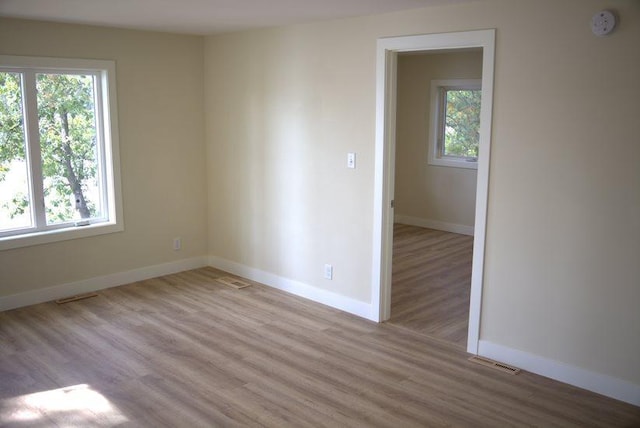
[389, 224, 473, 348]
[1, 267, 639, 427]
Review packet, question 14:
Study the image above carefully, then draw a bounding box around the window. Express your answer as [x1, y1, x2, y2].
[428, 79, 481, 169]
[0, 56, 122, 250]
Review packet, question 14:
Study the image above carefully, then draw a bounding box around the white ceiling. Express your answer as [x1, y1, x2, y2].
[0, 0, 479, 35]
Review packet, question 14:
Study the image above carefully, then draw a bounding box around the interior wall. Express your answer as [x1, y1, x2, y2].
[395, 51, 481, 229]
[0, 18, 208, 296]
[204, 26, 376, 302]
[204, 0, 640, 389]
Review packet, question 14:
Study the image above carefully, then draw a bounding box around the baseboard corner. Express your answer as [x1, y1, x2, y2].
[208, 255, 374, 321]
[394, 215, 474, 236]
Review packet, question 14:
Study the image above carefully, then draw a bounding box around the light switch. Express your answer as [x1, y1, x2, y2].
[347, 152, 356, 169]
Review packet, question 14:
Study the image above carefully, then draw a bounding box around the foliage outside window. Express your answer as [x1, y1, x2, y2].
[0, 56, 122, 250]
[428, 79, 481, 169]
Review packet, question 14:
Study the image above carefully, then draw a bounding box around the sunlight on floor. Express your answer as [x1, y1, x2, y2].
[1, 384, 128, 425]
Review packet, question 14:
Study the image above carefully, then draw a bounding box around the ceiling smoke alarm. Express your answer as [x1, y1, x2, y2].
[591, 10, 616, 36]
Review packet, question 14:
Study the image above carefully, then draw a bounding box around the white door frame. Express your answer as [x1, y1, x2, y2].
[371, 29, 495, 355]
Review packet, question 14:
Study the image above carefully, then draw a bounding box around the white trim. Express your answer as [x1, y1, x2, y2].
[0, 257, 208, 312]
[0, 222, 124, 251]
[468, 31, 495, 355]
[0, 55, 115, 71]
[394, 215, 474, 236]
[428, 79, 481, 170]
[371, 45, 398, 323]
[478, 340, 640, 407]
[372, 30, 496, 354]
[209, 256, 374, 321]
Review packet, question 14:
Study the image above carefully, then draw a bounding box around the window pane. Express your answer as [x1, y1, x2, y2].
[0, 72, 33, 232]
[36, 73, 103, 225]
[444, 89, 481, 159]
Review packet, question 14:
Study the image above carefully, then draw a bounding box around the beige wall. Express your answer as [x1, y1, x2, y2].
[395, 51, 482, 228]
[204, 27, 376, 302]
[204, 0, 640, 387]
[0, 19, 208, 295]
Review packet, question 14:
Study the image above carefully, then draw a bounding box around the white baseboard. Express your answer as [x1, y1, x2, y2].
[478, 340, 640, 407]
[0, 257, 208, 312]
[394, 215, 474, 236]
[208, 255, 374, 321]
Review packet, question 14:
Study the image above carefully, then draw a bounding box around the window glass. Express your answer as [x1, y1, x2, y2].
[36, 73, 104, 225]
[443, 88, 481, 160]
[0, 72, 32, 232]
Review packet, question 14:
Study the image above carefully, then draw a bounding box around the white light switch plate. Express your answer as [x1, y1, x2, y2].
[347, 152, 356, 169]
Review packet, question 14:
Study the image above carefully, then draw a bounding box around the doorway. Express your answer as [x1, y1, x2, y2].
[371, 30, 495, 355]
[388, 49, 481, 349]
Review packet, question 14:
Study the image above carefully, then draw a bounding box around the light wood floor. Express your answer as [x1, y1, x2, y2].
[1, 267, 639, 427]
[390, 224, 473, 349]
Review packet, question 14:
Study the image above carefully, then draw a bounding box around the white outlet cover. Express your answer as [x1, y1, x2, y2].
[592, 10, 616, 36]
[324, 264, 333, 279]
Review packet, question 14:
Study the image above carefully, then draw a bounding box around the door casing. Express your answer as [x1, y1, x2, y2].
[371, 29, 496, 354]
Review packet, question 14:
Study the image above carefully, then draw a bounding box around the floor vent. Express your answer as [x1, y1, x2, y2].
[55, 293, 98, 305]
[468, 356, 521, 375]
[216, 276, 252, 289]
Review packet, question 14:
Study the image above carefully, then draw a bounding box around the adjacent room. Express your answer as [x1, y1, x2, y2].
[390, 49, 481, 348]
[1, 0, 639, 425]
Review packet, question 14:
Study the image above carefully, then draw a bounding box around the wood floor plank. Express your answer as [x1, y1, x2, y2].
[0, 267, 638, 427]
[390, 223, 473, 348]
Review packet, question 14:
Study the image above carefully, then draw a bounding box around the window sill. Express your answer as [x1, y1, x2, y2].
[0, 222, 123, 251]
[428, 158, 478, 170]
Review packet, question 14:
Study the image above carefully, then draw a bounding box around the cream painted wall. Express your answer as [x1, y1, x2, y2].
[395, 51, 481, 228]
[204, 0, 640, 388]
[204, 27, 376, 302]
[0, 19, 207, 295]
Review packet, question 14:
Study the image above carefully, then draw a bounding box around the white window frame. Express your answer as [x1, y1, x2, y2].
[428, 79, 481, 169]
[0, 55, 123, 251]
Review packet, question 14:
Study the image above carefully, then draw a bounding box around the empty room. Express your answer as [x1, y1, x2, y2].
[1, 0, 639, 426]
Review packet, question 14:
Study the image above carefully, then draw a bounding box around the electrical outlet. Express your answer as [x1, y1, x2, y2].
[173, 237, 181, 251]
[324, 264, 333, 280]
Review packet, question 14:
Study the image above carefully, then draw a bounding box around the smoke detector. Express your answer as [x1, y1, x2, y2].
[591, 10, 616, 36]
